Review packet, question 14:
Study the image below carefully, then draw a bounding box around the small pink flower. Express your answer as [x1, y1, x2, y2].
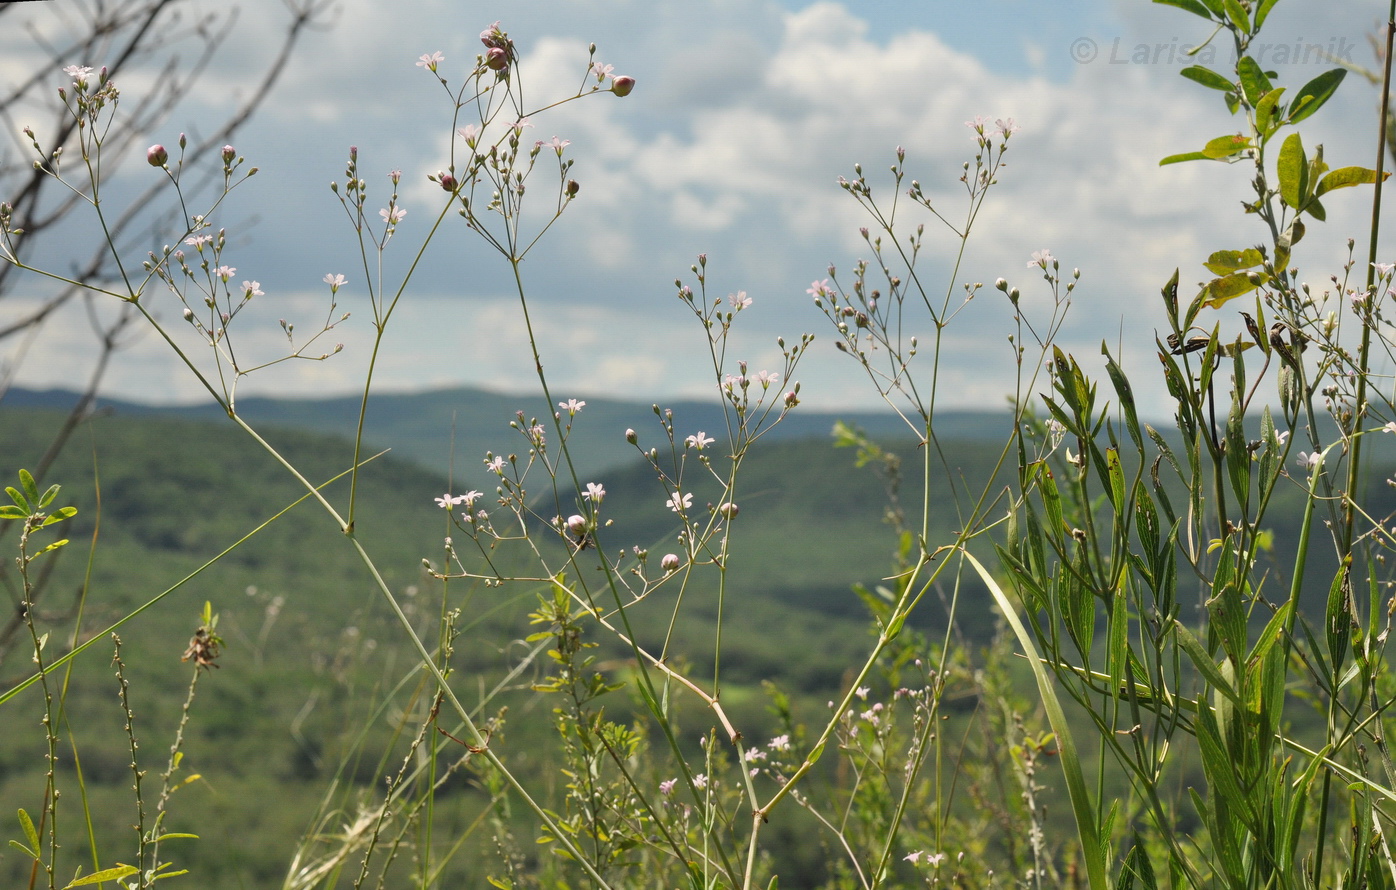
[806, 279, 832, 299]
[457, 125, 480, 147]
[215, 265, 236, 282]
[435, 492, 465, 508]
[324, 273, 347, 291]
[591, 62, 615, 80]
[685, 432, 714, 450]
[558, 398, 585, 414]
[728, 291, 752, 310]
[995, 117, 1020, 137]
[1028, 248, 1055, 269]
[380, 206, 406, 224]
[417, 51, 445, 71]
[583, 482, 605, 503]
[242, 281, 263, 298]
[659, 778, 677, 795]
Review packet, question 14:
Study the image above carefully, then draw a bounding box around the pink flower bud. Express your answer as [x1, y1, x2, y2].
[784, 391, 800, 408]
[625, 428, 637, 444]
[480, 21, 505, 48]
[486, 46, 509, 70]
[438, 172, 457, 191]
[221, 145, 235, 163]
[566, 515, 588, 536]
[146, 144, 168, 167]
[719, 502, 739, 519]
[661, 553, 680, 573]
[566, 179, 580, 197]
[611, 75, 636, 97]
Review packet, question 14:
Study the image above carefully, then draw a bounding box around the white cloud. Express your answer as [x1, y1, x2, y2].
[3, 0, 1390, 420]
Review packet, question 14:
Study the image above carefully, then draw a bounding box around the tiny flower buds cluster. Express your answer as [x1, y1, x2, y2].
[480, 21, 513, 75]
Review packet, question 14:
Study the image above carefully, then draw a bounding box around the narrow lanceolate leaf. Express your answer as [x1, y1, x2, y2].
[963, 549, 1108, 890]
[1288, 68, 1346, 124]
[1160, 150, 1212, 166]
[18, 807, 39, 854]
[1315, 166, 1389, 197]
[1202, 248, 1265, 275]
[1253, 0, 1280, 30]
[1278, 133, 1306, 207]
[63, 865, 141, 887]
[1181, 65, 1235, 91]
[1202, 133, 1251, 159]
[1203, 272, 1260, 308]
[1153, 0, 1216, 20]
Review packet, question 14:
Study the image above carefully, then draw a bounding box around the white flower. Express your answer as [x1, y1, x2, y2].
[583, 482, 605, 503]
[685, 432, 715, 450]
[667, 491, 694, 513]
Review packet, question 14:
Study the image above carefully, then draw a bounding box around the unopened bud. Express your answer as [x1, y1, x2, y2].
[995, 277, 1008, 291]
[625, 428, 637, 444]
[566, 179, 580, 197]
[611, 75, 636, 97]
[661, 553, 680, 573]
[486, 46, 509, 70]
[146, 144, 167, 167]
[719, 502, 739, 519]
[566, 515, 587, 536]
[221, 145, 235, 163]
[439, 172, 458, 191]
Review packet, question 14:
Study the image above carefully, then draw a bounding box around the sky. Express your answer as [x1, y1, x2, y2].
[1, 0, 1391, 418]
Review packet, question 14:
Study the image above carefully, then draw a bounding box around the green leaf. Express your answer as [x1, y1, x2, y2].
[1326, 559, 1352, 675]
[1173, 620, 1243, 707]
[5, 486, 30, 512]
[8, 838, 38, 859]
[19, 469, 39, 504]
[1202, 133, 1251, 158]
[1180, 65, 1234, 91]
[1116, 837, 1160, 890]
[963, 549, 1108, 890]
[1288, 68, 1346, 124]
[1252, 0, 1280, 30]
[1255, 87, 1286, 136]
[1159, 151, 1212, 166]
[1153, 0, 1216, 19]
[18, 807, 39, 853]
[1236, 56, 1269, 105]
[64, 865, 141, 887]
[1315, 166, 1389, 197]
[1277, 132, 1306, 207]
[1202, 248, 1265, 275]
[1222, 0, 1256, 32]
[1202, 272, 1261, 309]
